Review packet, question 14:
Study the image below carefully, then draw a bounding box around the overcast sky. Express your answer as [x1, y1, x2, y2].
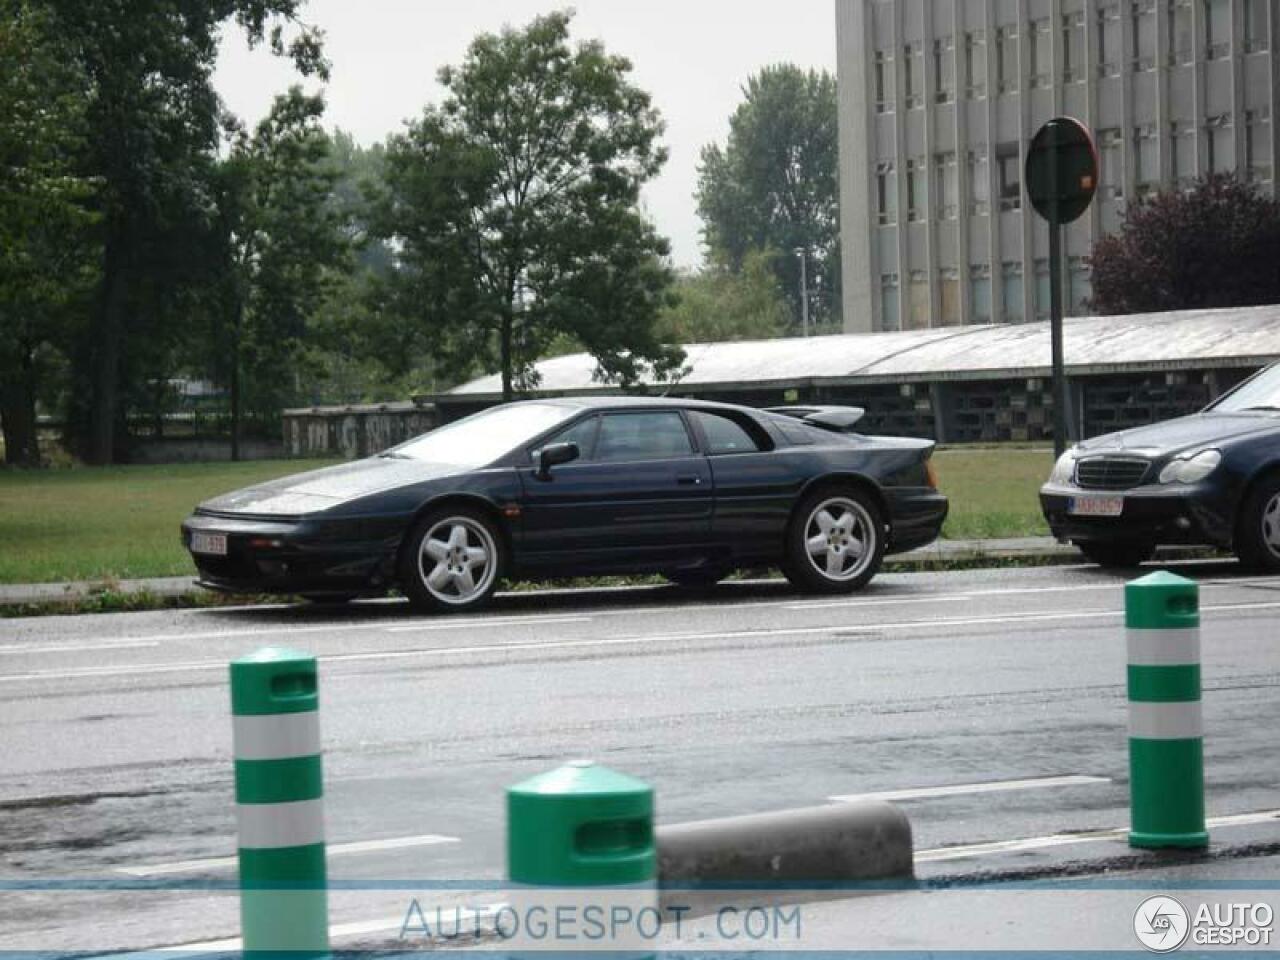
[213, 0, 836, 268]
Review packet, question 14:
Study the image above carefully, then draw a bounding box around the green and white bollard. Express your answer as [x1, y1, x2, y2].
[231, 648, 329, 956]
[1126, 572, 1209, 849]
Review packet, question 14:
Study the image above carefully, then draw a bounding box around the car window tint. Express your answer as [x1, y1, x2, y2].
[690, 411, 762, 455]
[594, 412, 694, 462]
[542, 415, 599, 460]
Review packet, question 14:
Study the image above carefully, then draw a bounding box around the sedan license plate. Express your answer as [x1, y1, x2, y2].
[190, 532, 228, 556]
[1069, 495, 1125, 518]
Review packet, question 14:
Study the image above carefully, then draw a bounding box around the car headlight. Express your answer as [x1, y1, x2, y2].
[1049, 449, 1079, 485]
[1158, 450, 1222, 484]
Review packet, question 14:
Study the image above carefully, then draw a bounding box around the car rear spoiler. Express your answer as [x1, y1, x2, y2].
[764, 405, 867, 433]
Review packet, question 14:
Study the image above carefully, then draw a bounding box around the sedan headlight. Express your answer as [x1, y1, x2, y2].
[1049, 448, 1079, 485]
[1158, 450, 1222, 484]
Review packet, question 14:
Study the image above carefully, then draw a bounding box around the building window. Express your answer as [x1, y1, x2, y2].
[1171, 121, 1196, 184]
[1168, 0, 1193, 64]
[935, 152, 958, 219]
[1068, 257, 1091, 315]
[904, 43, 922, 109]
[876, 162, 897, 225]
[908, 270, 930, 330]
[1029, 19, 1051, 88]
[1033, 259, 1052, 321]
[939, 268, 961, 325]
[1099, 128, 1124, 199]
[1131, 1, 1156, 71]
[964, 31, 987, 99]
[1134, 124, 1159, 193]
[970, 264, 992, 323]
[880, 273, 900, 331]
[934, 36, 955, 103]
[968, 149, 990, 215]
[874, 50, 895, 113]
[1097, 5, 1121, 77]
[1204, 0, 1231, 59]
[906, 157, 926, 222]
[1062, 12, 1084, 83]
[1206, 115, 1234, 173]
[1245, 0, 1270, 53]
[1246, 109, 1273, 183]
[1002, 261, 1024, 323]
[996, 26, 1018, 93]
[997, 143, 1021, 211]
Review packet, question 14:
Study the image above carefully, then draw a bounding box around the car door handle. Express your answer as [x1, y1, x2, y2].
[676, 474, 704, 486]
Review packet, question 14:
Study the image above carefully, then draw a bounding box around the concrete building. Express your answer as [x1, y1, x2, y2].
[836, 0, 1280, 333]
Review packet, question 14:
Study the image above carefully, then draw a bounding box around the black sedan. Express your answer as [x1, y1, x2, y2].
[183, 397, 948, 612]
[1041, 362, 1280, 569]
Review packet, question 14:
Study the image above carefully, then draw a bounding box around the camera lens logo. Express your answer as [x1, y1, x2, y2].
[1135, 896, 1191, 953]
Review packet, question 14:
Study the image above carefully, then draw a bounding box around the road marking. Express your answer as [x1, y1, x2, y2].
[916, 808, 1280, 863]
[384, 615, 591, 633]
[117, 833, 460, 877]
[0, 640, 158, 655]
[10, 599, 1280, 684]
[831, 774, 1110, 805]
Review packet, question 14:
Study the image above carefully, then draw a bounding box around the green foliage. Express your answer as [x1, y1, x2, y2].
[696, 65, 840, 334]
[369, 10, 683, 400]
[1089, 174, 1280, 315]
[658, 252, 789, 343]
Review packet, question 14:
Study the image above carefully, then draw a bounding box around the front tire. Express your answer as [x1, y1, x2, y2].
[1234, 473, 1280, 571]
[1076, 540, 1155, 568]
[399, 507, 504, 613]
[782, 488, 885, 594]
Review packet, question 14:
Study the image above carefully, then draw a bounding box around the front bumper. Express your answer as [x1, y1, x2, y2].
[885, 487, 950, 554]
[1039, 482, 1234, 548]
[181, 512, 397, 596]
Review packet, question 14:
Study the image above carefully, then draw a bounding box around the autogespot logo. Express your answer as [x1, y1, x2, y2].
[1135, 896, 1191, 953]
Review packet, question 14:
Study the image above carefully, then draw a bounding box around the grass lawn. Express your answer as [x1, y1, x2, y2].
[0, 459, 341, 584]
[935, 447, 1053, 540]
[0, 448, 1051, 585]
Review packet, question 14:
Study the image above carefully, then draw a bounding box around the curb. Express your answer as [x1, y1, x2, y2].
[657, 801, 914, 886]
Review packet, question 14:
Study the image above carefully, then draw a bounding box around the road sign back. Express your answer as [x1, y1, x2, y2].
[1026, 117, 1099, 225]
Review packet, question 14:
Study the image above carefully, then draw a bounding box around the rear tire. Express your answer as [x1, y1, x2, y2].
[1076, 540, 1155, 568]
[399, 507, 505, 613]
[782, 487, 885, 594]
[1233, 472, 1280, 572]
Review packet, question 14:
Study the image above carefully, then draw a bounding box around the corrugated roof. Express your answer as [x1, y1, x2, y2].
[447, 305, 1280, 399]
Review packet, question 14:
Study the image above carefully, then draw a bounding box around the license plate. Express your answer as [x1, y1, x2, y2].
[1069, 496, 1125, 518]
[190, 532, 228, 556]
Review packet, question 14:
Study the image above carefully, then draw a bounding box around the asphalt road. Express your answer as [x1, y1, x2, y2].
[1, 560, 1279, 952]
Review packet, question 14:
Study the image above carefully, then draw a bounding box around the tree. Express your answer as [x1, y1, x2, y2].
[210, 89, 345, 460]
[46, 0, 327, 463]
[1089, 174, 1280, 315]
[0, 1, 97, 465]
[370, 11, 683, 401]
[658, 251, 789, 344]
[696, 65, 840, 335]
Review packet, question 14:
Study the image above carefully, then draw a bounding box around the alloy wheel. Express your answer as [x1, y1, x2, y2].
[418, 517, 498, 606]
[803, 496, 877, 583]
[1262, 493, 1280, 560]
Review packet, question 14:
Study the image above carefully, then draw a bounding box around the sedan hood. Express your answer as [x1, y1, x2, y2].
[199, 457, 464, 516]
[1079, 412, 1278, 457]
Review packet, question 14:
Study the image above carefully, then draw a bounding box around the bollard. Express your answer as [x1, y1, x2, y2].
[507, 761, 655, 950]
[1126, 572, 1209, 849]
[231, 648, 329, 956]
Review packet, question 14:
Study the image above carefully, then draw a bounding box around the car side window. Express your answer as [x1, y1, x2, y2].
[690, 411, 763, 455]
[540, 415, 600, 461]
[594, 412, 695, 463]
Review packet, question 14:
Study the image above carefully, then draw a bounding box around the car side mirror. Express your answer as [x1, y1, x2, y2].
[534, 441, 580, 481]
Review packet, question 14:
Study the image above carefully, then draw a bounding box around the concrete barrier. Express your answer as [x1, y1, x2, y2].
[657, 801, 913, 885]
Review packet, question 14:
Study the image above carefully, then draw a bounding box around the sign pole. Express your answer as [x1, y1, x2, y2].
[1048, 133, 1068, 459]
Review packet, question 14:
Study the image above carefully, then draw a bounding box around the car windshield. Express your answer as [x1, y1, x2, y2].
[1208, 365, 1280, 415]
[386, 403, 577, 467]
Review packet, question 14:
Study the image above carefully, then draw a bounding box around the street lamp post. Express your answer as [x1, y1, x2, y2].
[795, 247, 810, 337]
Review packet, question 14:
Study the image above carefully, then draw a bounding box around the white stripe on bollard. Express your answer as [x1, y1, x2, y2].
[1128, 701, 1203, 740]
[236, 798, 326, 849]
[233, 712, 323, 761]
[1126, 628, 1201, 666]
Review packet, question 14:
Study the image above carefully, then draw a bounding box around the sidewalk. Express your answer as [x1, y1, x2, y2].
[0, 537, 1074, 609]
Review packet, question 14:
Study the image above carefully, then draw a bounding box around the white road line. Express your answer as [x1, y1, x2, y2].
[916, 809, 1280, 863]
[831, 774, 1110, 805]
[0, 640, 158, 655]
[9, 599, 1280, 684]
[117, 833, 460, 877]
[384, 615, 591, 633]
